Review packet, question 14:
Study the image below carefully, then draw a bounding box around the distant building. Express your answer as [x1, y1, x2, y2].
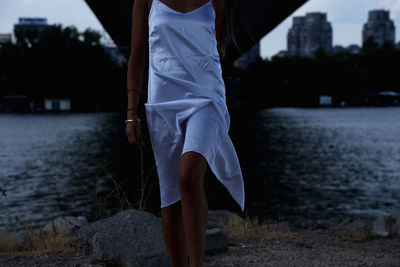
[362, 10, 395, 46]
[1, 95, 31, 112]
[14, 17, 50, 46]
[319, 95, 332, 106]
[365, 91, 400, 106]
[287, 12, 332, 56]
[288, 16, 306, 56]
[234, 42, 260, 69]
[44, 98, 71, 111]
[0, 34, 12, 45]
[14, 17, 49, 30]
[0, 95, 72, 112]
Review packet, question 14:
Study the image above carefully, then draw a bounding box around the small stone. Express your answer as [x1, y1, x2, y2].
[205, 227, 228, 254]
[372, 216, 396, 237]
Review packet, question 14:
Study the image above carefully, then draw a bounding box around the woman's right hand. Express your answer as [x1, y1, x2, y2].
[126, 113, 144, 146]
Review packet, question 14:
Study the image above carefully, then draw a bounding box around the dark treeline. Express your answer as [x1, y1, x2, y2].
[225, 37, 400, 109]
[1, 25, 399, 111]
[0, 24, 125, 111]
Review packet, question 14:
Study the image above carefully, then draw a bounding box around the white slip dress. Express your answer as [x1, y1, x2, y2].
[144, 0, 245, 212]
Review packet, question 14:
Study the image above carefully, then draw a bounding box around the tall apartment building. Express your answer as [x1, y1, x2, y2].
[363, 10, 395, 45]
[287, 12, 332, 56]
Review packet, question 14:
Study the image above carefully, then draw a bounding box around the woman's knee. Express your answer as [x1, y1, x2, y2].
[178, 151, 207, 194]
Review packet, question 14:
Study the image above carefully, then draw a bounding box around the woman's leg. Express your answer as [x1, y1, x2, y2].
[179, 151, 208, 267]
[161, 200, 189, 267]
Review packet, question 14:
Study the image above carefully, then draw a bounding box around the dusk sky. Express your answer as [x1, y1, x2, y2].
[1, 0, 399, 59]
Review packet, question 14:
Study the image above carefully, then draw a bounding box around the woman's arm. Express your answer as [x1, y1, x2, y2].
[126, 0, 149, 120]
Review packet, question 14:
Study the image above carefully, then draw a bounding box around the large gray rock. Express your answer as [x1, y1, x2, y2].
[74, 209, 170, 267]
[73, 209, 230, 266]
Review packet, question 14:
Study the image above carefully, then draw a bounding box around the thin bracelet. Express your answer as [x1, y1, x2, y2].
[125, 118, 141, 123]
[127, 107, 137, 111]
[127, 88, 141, 95]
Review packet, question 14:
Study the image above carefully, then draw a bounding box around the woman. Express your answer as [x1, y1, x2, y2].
[125, 0, 245, 266]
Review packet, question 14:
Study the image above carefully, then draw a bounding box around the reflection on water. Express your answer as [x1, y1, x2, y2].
[247, 107, 400, 223]
[0, 112, 122, 230]
[1, 107, 399, 229]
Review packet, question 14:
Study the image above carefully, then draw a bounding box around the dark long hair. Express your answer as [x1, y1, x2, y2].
[218, 0, 255, 60]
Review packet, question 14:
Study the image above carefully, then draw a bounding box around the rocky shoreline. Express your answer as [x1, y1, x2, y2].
[0, 207, 399, 266]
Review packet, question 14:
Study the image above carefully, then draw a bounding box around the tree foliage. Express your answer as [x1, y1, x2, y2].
[225, 38, 400, 108]
[0, 24, 125, 111]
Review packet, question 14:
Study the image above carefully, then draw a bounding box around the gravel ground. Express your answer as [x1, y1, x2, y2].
[0, 251, 104, 267]
[205, 225, 400, 267]
[0, 222, 399, 267]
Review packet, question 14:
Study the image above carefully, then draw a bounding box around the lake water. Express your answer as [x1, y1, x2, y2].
[244, 107, 400, 223]
[0, 107, 399, 230]
[0, 112, 122, 230]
